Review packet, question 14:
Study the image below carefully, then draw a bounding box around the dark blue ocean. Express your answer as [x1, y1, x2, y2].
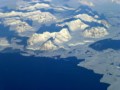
[0, 53, 109, 90]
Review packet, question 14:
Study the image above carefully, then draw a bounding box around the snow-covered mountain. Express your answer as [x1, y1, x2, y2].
[0, 0, 120, 90]
[0, 1, 110, 51]
[26, 7, 109, 51]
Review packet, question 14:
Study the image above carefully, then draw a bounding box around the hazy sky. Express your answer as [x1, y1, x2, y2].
[0, 0, 22, 8]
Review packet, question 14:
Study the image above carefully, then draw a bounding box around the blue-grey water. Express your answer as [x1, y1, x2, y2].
[0, 53, 109, 90]
[89, 38, 120, 51]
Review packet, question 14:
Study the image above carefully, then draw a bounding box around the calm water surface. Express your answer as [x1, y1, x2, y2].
[0, 53, 109, 90]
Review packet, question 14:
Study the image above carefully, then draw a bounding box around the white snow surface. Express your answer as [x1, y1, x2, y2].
[0, 0, 120, 90]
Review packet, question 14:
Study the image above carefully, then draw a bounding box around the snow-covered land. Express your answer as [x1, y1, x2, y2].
[0, 0, 120, 90]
